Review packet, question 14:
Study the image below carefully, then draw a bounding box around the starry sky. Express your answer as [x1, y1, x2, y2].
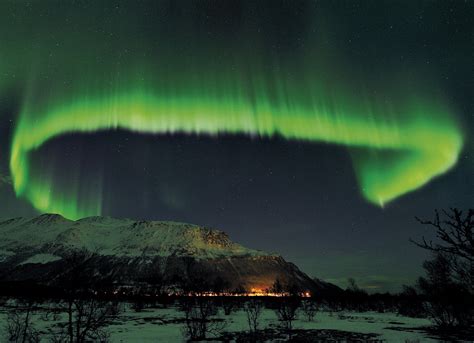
[0, 0, 473, 292]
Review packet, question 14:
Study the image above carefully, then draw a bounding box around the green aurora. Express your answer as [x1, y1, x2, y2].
[1, 1, 464, 220]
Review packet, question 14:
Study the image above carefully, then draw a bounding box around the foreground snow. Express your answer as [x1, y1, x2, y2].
[0, 303, 439, 342]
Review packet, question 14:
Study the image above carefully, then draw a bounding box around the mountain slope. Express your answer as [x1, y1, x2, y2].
[0, 214, 339, 295]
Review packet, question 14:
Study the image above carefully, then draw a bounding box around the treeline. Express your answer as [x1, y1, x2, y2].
[0, 276, 444, 342]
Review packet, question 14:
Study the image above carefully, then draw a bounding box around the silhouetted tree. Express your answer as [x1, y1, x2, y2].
[417, 252, 473, 329]
[347, 278, 359, 292]
[179, 296, 224, 341]
[397, 285, 425, 318]
[270, 280, 301, 331]
[5, 298, 40, 343]
[177, 258, 227, 340]
[244, 299, 263, 333]
[221, 297, 237, 316]
[233, 284, 247, 295]
[270, 279, 284, 294]
[412, 208, 474, 329]
[211, 276, 230, 295]
[49, 251, 120, 343]
[144, 268, 165, 297]
[176, 257, 215, 295]
[137, 266, 166, 308]
[274, 296, 300, 331]
[301, 299, 318, 321]
[412, 208, 473, 290]
[346, 278, 369, 311]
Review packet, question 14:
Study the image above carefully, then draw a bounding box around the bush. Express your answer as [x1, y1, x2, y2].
[274, 296, 301, 331]
[244, 299, 263, 333]
[4, 299, 40, 343]
[180, 297, 225, 340]
[5, 309, 40, 343]
[418, 253, 474, 329]
[301, 299, 318, 321]
[221, 297, 237, 316]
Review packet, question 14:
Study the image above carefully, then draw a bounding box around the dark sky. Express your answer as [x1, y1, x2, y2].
[0, 0, 473, 292]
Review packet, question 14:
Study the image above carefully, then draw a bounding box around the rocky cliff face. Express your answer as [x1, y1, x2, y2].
[0, 214, 339, 295]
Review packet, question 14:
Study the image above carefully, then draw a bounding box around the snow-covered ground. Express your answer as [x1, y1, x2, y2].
[108, 308, 435, 342]
[0, 303, 442, 342]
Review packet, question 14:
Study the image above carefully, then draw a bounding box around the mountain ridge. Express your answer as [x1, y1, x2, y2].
[0, 214, 340, 295]
[0, 213, 269, 259]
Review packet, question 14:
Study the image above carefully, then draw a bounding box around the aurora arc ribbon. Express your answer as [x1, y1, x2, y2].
[10, 85, 463, 219]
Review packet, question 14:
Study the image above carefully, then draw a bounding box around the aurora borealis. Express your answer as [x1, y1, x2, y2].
[1, 0, 464, 219]
[11, 81, 463, 219]
[0, 0, 472, 291]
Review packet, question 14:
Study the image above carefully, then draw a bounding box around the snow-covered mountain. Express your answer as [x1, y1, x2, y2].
[0, 214, 339, 294]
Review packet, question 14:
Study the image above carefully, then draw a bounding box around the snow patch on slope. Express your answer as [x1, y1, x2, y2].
[0, 249, 14, 262]
[18, 254, 62, 265]
[0, 214, 267, 259]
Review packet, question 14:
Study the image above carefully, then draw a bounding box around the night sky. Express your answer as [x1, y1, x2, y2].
[0, 0, 473, 292]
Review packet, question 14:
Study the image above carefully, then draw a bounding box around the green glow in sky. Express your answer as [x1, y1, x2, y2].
[1, 1, 464, 219]
[10, 85, 462, 219]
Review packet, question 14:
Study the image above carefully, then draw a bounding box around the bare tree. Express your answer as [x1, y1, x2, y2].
[270, 280, 302, 331]
[141, 266, 165, 297]
[274, 297, 300, 331]
[345, 278, 369, 311]
[49, 251, 121, 343]
[275, 300, 299, 331]
[179, 297, 224, 341]
[244, 299, 263, 333]
[412, 208, 473, 261]
[221, 298, 236, 316]
[270, 278, 284, 294]
[74, 298, 119, 342]
[49, 297, 119, 343]
[130, 297, 146, 312]
[301, 299, 318, 322]
[412, 208, 474, 329]
[175, 259, 227, 340]
[417, 252, 472, 328]
[412, 208, 473, 289]
[5, 298, 40, 343]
